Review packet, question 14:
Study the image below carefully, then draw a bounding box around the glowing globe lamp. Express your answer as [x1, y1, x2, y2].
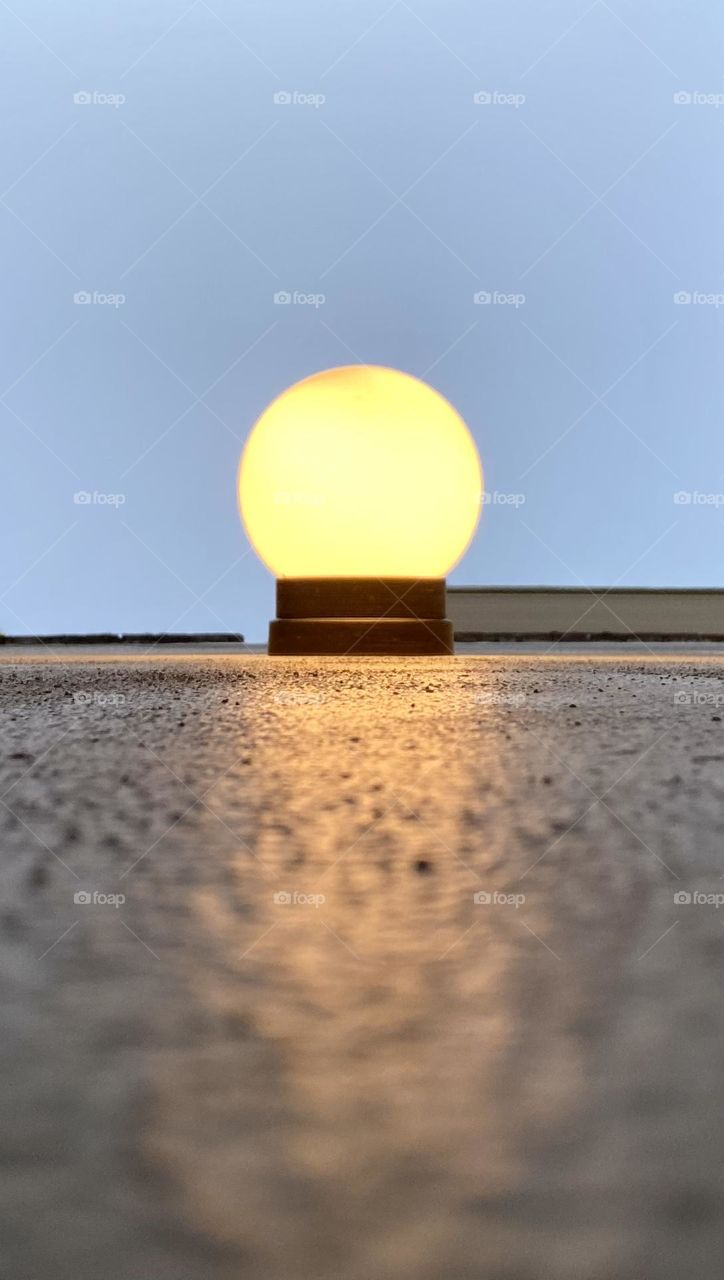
[238, 365, 482, 655]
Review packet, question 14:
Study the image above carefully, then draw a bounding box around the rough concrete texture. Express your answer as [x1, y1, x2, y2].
[2, 644, 724, 1280]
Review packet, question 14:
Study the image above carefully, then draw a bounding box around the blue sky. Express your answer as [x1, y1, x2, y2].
[1, 0, 722, 640]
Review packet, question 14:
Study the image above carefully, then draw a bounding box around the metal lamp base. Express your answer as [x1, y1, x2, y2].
[269, 578, 454, 656]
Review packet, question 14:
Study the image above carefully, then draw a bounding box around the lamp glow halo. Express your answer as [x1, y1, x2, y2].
[239, 365, 482, 580]
[237, 365, 483, 654]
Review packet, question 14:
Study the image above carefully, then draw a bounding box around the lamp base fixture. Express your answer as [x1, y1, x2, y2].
[269, 578, 454, 656]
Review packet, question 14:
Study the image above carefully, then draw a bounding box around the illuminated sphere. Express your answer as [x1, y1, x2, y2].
[238, 365, 482, 578]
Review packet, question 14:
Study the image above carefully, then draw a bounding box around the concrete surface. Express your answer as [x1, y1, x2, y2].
[2, 645, 724, 1280]
[448, 586, 724, 639]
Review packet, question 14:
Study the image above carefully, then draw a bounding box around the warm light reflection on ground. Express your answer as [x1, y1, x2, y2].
[2, 647, 724, 1276]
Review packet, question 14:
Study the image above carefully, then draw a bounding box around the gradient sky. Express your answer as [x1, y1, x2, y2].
[1, 0, 722, 640]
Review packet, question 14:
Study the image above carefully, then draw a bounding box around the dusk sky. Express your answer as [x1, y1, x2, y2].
[2, 0, 722, 640]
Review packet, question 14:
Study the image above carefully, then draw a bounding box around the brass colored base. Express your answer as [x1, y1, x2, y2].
[269, 578, 453, 656]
